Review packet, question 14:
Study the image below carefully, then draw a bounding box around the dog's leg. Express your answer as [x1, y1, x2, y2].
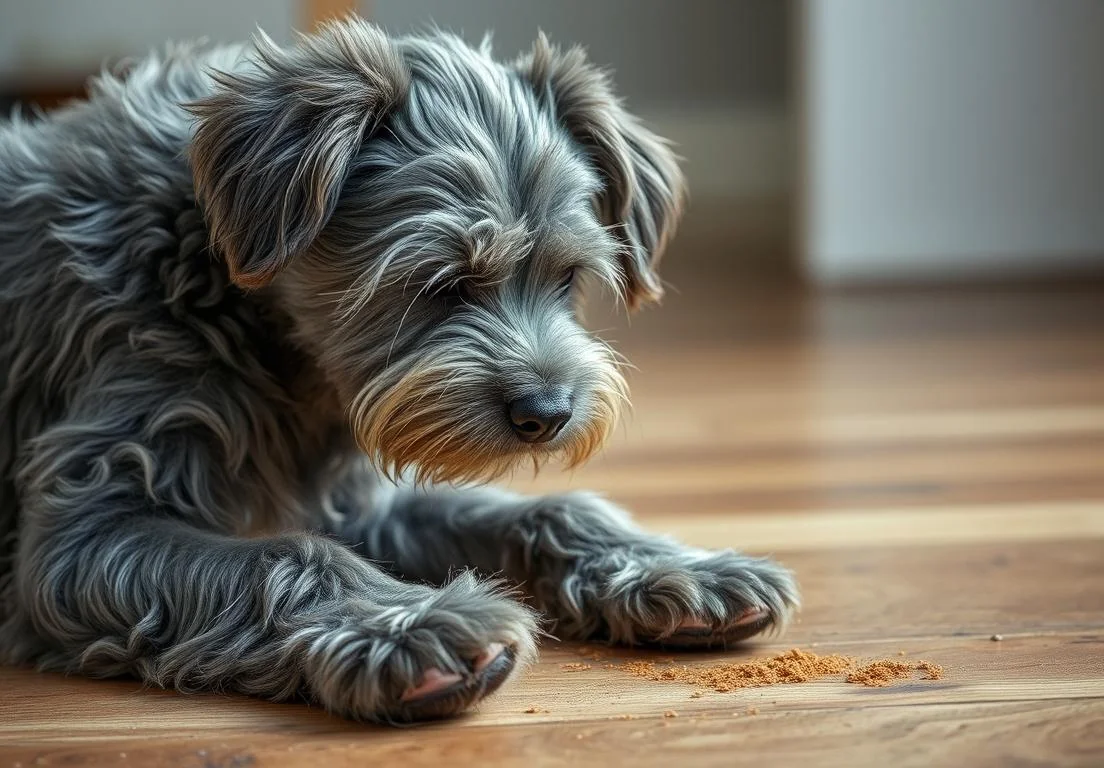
[8, 418, 536, 723]
[333, 478, 799, 648]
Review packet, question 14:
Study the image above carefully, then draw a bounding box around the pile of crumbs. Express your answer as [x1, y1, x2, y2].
[611, 648, 943, 692]
[560, 662, 592, 672]
[847, 659, 943, 687]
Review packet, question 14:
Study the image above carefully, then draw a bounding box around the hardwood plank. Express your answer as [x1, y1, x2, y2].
[4, 634, 1102, 739]
[505, 436, 1104, 500]
[778, 539, 1104, 643]
[588, 406, 1104, 453]
[4, 700, 1102, 768]
[653, 501, 1104, 550]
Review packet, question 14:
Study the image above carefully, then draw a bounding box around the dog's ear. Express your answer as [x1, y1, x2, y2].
[189, 19, 408, 289]
[517, 34, 685, 309]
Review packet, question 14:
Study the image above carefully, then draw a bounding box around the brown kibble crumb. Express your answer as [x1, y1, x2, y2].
[615, 648, 854, 692]
[611, 714, 638, 721]
[746, 706, 759, 715]
[614, 648, 944, 692]
[664, 710, 679, 718]
[560, 662, 592, 672]
[991, 634, 1003, 642]
[689, 691, 705, 699]
[898, 650, 907, 656]
[847, 658, 944, 686]
[524, 706, 540, 713]
[916, 660, 943, 680]
[846, 660, 913, 687]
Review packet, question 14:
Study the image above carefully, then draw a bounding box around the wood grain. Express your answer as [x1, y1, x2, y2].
[5, 701, 1102, 768]
[2, 277, 1103, 766]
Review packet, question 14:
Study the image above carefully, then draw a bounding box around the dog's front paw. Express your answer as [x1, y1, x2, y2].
[558, 545, 800, 648]
[303, 572, 538, 722]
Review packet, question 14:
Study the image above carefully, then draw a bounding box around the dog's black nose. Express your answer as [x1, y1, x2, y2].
[508, 388, 573, 443]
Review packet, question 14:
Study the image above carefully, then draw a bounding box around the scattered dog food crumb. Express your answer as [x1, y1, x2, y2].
[846, 660, 913, 687]
[746, 706, 759, 715]
[575, 733, 585, 740]
[611, 714, 638, 721]
[847, 659, 943, 686]
[614, 648, 854, 692]
[915, 660, 944, 680]
[560, 662, 592, 672]
[613, 648, 945, 691]
[898, 650, 907, 656]
[664, 710, 679, 718]
[991, 634, 1003, 642]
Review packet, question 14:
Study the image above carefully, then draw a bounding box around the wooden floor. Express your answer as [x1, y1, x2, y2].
[3, 269, 1104, 767]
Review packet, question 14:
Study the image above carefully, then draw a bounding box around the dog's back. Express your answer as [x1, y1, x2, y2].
[0, 45, 245, 561]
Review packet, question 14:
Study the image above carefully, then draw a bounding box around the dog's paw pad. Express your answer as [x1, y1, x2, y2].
[732, 606, 770, 627]
[473, 642, 507, 674]
[663, 606, 775, 648]
[396, 645, 518, 721]
[401, 668, 465, 702]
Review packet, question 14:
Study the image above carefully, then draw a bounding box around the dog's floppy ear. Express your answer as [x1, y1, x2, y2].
[517, 34, 685, 309]
[189, 19, 408, 289]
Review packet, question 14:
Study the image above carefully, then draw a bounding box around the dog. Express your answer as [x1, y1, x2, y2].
[0, 17, 798, 722]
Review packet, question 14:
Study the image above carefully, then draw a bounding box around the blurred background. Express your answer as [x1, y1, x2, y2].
[3, 0, 1103, 287]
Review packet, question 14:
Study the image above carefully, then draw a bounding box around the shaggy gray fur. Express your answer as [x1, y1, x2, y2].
[0, 18, 798, 723]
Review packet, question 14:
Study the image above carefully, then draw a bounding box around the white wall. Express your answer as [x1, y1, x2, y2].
[801, 0, 1104, 284]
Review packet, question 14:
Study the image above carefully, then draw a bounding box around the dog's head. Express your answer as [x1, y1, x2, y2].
[190, 18, 684, 484]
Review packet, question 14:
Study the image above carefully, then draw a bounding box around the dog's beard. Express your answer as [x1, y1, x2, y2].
[349, 343, 628, 486]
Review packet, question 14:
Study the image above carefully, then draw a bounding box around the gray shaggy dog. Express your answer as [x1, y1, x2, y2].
[0, 18, 798, 723]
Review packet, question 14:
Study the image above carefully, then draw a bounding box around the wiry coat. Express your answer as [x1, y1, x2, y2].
[0, 19, 797, 723]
